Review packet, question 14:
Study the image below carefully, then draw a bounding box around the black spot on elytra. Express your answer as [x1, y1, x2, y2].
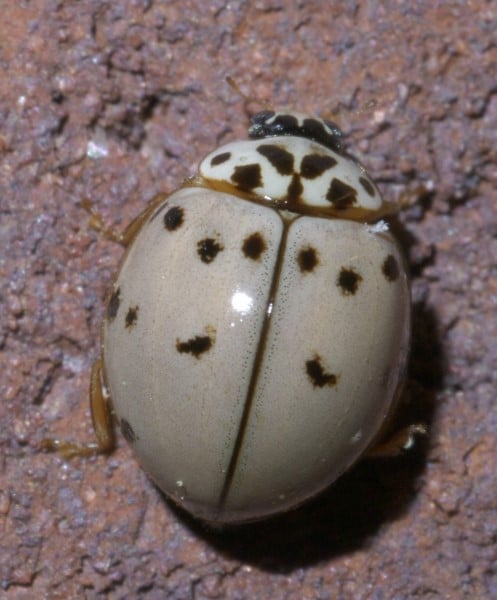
[359, 176, 376, 197]
[176, 334, 213, 358]
[326, 178, 358, 209]
[107, 287, 120, 321]
[298, 246, 319, 273]
[300, 153, 338, 179]
[197, 237, 224, 264]
[287, 174, 304, 203]
[125, 306, 139, 328]
[232, 163, 263, 191]
[337, 267, 362, 295]
[211, 151, 231, 166]
[306, 355, 338, 388]
[382, 254, 400, 281]
[164, 206, 184, 231]
[242, 232, 267, 260]
[257, 144, 294, 175]
[120, 418, 137, 443]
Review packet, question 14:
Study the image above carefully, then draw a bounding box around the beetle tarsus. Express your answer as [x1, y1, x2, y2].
[367, 423, 427, 458]
[40, 437, 101, 459]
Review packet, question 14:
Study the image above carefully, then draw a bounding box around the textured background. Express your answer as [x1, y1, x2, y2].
[1, 1, 496, 598]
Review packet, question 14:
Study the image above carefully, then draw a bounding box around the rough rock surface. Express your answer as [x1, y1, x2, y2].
[1, 1, 496, 598]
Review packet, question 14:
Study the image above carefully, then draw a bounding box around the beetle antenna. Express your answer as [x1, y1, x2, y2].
[226, 76, 251, 102]
[226, 76, 270, 115]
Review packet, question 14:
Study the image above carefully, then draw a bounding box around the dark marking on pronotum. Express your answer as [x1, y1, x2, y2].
[125, 306, 139, 328]
[231, 163, 263, 191]
[176, 334, 213, 358]
[298, 246, 319, 273]
[337, 267, 362, 295]
[359, 176, 376, 197]
[326, 178, 357, 209]
[382, 254, 400, 281]
[120, 418, 137, 443]
[197, 237, 224, 264]
[242, 232, 267, 260]
[107, 287, 121, 321]
[257, 144, 294, 175]
[210, 152, 231, 166]
[164, 206, 184, 231]
[287, 173, 304, 203]
[300, 153, 337, 179]
[306, 355, 338, 388]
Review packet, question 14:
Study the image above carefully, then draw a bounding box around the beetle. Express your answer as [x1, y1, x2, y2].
[44, 109, 423, 524]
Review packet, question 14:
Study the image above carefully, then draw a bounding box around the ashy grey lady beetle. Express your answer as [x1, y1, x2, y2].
[45, 109, 423, 524]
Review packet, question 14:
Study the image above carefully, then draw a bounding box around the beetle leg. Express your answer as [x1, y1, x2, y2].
[88, 358, 115, 453]
[80, 193, 169, 247]
[79, 198, 126, 245]
[396, 183, 434, 211]
[367, 423, 427, 458]
[40, 359, 115, 459]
